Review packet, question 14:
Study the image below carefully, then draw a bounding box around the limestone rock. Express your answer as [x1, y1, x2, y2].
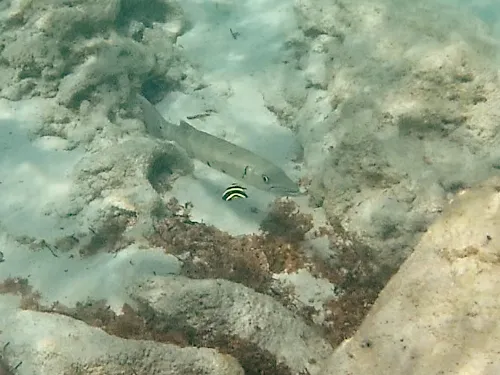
[0, 0, 189, 109]
[130, 275, 333, 375]
[0, 307, 244, 375]
[319, 177, 500, 374]
[291, 0, 500, 267]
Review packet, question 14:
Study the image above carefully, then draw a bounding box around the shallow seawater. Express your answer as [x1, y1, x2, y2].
[0, 0, 500, 374]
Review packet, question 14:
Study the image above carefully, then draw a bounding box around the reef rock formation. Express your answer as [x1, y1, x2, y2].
[319, 177, 500, 374]
[286, 0, 500, 268]
[130, 275, 333, 375]
[0, 308, 244, 375]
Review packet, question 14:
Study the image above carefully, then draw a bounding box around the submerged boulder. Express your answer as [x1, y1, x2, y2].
[319, 177, 500, 374]
[0, 308, 244, 375]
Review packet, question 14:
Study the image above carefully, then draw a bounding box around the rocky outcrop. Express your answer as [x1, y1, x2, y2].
[318, 177, 500, 374]
[285, 0, 500, 267]
[130, 275, 333, 375]
[0, 307, 244, 375]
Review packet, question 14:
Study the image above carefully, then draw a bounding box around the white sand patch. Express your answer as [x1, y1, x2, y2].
[0, 98, 83, 239]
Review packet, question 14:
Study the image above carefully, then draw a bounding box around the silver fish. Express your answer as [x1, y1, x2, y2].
[137, 94, 300, 196]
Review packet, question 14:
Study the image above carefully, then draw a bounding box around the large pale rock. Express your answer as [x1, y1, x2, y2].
[319, 177, 500, 374]
[130, 276, 333, 374]
[0, 307, 244, 375]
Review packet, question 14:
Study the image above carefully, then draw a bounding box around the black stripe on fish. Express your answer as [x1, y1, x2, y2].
[222, 183, 248, 201]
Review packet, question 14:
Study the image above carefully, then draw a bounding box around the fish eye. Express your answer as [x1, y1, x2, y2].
[262, 175, 270, 183]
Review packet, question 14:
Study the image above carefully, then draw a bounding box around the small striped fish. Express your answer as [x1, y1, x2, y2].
[222, 183, 248, 201]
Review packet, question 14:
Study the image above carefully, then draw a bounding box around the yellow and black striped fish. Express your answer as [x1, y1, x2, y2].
[222, 183, 248, 201]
